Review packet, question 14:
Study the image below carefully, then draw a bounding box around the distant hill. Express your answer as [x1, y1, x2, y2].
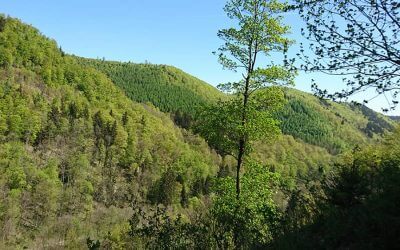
[390, 116, 400, 121]
[77, 58, 225, 117]
[277, 88, 396, 154]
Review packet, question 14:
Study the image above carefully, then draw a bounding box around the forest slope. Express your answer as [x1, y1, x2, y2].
[77, 58, 226, 117]
[278, 88, 395, 154]
[0, 15, 219, 248]
[83, 58, 395, 155]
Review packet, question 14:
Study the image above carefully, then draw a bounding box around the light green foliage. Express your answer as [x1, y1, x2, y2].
[212, 162, 284, 247]
[254, 134, 332, 180]
[216, 0, 293, 77]
[198, 0, 294, 201]
[212, 0, 294, 154]
[0, 142, 62, 245]
[195, 3, 296, 246]
[0, 77, 42, 143]
[0, 16, 219, 248]
[197, 87, 285, 157]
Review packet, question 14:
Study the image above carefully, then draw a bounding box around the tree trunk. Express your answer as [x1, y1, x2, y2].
[235, 73, 251, 199]
[236, 138, 245, 199]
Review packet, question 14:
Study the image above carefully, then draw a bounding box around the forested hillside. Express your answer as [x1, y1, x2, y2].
[77, 58, 225, 120]
[390, 116, 400, 121]
[81, 58, 395, 156]
[278, 88, 395, 154]
[0, 16, 219, 248]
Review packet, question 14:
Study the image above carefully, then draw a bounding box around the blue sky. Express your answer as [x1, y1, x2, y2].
[1, 0, 398, 115]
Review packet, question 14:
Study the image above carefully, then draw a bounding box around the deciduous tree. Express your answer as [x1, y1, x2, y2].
[295, 0, 400, 111]
[197, 0, 294, 198]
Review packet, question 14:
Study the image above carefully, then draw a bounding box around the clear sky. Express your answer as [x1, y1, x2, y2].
[1, 0, 398, 115]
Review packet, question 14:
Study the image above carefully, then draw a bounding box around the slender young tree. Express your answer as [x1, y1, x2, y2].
[197, 0, 294, 199]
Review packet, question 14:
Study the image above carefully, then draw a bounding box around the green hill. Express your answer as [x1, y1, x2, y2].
[277, 88, 395, 154]
[77, 58, 225, 122]
[0, 15, 219, 248]
[390, 116, 400, 121]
